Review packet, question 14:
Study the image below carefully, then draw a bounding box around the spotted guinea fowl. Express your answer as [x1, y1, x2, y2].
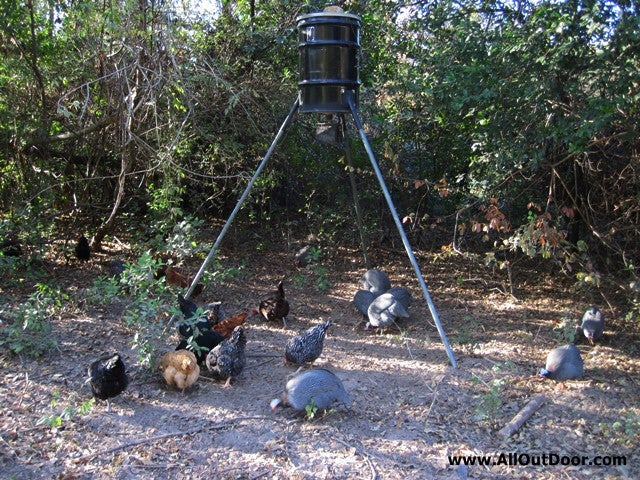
[538, 344, 584, 380]
[359, 269, 391, 296]
[353, 290, 375, 318]
[285, 320, 333, 366]
[88, 353, 128, 410]
[205, 326, 247, 387]
[365, 292, 410, 330]
[579, 306, 605, 344]
[270, 368, 351, 412]
[257, 280, 290, 327]
[386, 286, 412, 310]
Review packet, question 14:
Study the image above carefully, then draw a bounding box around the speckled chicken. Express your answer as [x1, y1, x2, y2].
[538, 344, 584, 380]
[579, 306, 605, 344]
[88, 353, 128, 410]
[160, 350, 200, 392]
[257, 280, 290, 327]
[365, 292, 410, 330]
[271, 368, 351, 413]
[285, 320, 333, 365]
[359, 269, 391, 296]
[205, 326, 247, 387]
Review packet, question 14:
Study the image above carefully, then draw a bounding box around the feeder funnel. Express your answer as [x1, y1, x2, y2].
[297, 8, 361, 113]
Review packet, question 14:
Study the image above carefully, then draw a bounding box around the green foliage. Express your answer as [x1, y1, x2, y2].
[599, 410, 640, 447]
[0, 283, 64, 357]
[553, 313, 577, 345]
[305, 400, 319, 421]
[37, 392, 94, 429]
[472, 375, 505, 427]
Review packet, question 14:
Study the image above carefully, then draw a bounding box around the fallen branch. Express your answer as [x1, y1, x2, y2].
[72, 415, 281, 464]
[498, 394, 547, 439]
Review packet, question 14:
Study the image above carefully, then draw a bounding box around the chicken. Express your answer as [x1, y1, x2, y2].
[205, 326, 247, 387]
[75, 235, 91, 261]
[159, 350, 200, 392]
[538, 344, 584, 381]
[212, 310, 250, 339]
[359, 269, 391, 296]
[176, 330, 226, 365]
[365, 292, 410, 330]
[579, 306, 605, 344]
[285, 320, 333, 366]
[177, 293, 224, 338]
[165, 266, 204, 297]
[257, 280, 290, 327]
[88, 353, 128, 410]
[270, 368, 351, 413]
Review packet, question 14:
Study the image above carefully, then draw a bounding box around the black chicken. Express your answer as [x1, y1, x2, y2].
[258, 280, 290, 327]
[177, 293, 224, 339]
[75, 235, 91, 261]
[176, 329, 226, 365]
[88, 353, 128, 410]
[285, 320, 333, 366]
[205, 326, 247, 387]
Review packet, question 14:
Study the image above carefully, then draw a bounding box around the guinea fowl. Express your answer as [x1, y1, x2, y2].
[88, 353, 128, 411]
[579, 306, 605, 344]
[75, 235, 91, 261]
[386, 286, 412, 310]
[205, 326, 247, 387]
[271, 368, 351, 413]
[285, 320, 333, 366]
[359, 269, 391, 296]
[538, 344, 584, 380]
[258, 280, 290, 327]
[353, 290, 375, 318]
[365, 292, 410, 330]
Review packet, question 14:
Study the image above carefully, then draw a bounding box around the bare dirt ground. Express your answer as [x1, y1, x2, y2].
[1, 234, 638, 479]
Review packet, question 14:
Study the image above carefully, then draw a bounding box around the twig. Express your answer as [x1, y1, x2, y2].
[72, 415, 282, 464]
[498, 394, 547, 439]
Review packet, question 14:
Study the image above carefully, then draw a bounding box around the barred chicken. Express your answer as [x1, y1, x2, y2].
[160, 350, 200, 392]
[285, 320, 332, 366]
[205, 326, 247, 387]
[88, 353, 128, 410]
[257, 280, 290, 327]
[271, 368, 351, 413]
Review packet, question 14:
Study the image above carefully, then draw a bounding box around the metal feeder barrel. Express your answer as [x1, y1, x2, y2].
[297, 11, 361, 113]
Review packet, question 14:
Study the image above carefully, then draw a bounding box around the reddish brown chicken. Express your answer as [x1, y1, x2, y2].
[212, 310, 250, 339]
[163, 266, 204, 297]
[257, 280, 290, 327]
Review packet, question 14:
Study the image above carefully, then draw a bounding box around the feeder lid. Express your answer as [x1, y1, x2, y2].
[296, 6, 360, 22]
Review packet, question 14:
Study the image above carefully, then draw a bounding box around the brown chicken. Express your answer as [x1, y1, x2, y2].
[212, 310, 250, 339]
[257, 280, 290, 327]
[164, 266, 204, 297]
[159, 350, 200, 392]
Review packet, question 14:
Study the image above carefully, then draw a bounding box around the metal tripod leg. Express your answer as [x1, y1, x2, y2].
[183, 98, 300, 299]
[347, 94, 458, 369]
